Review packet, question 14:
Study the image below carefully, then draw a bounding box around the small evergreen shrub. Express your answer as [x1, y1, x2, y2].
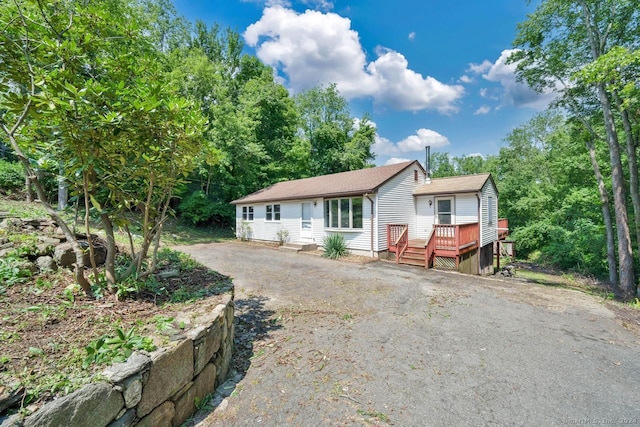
[322, 233, 349, 259]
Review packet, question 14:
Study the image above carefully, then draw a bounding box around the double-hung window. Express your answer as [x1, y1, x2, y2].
[242, 206, 254, 221]
[265, 204, 280, 221]
[324, 197, 363, 229]
[437, 199, 452, 225]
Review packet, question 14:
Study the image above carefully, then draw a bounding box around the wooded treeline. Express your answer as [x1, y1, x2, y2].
[432, 0, 640, 297]
[0, 0, 374, 294]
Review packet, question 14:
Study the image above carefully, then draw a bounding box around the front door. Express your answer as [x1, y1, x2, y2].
[301, 202, 313, 240]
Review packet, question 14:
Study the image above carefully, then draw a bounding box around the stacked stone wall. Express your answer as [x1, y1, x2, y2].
[14, 296, 235, 427]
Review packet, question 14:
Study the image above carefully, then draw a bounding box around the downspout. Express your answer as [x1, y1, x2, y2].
[476, 192, 481, 275]
[365, 194, 375, 258]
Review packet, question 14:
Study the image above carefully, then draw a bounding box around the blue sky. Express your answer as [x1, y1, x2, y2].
[173, 0, 553, 166]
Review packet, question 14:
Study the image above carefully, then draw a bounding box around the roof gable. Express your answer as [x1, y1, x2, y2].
[232, 160, 423, 204]
[414, 173, 495, 196]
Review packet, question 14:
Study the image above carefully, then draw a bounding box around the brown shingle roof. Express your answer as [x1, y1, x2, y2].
[231, 160, 422, 204]
[414, 173, 494, 196]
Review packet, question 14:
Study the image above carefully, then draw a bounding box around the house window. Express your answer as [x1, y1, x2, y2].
[488, 196, 494, 225]
[266, 204, 280, 221]
[324, 197, 363, 229]
[242, 206, 254, 221]
[437, 199, 452, 224]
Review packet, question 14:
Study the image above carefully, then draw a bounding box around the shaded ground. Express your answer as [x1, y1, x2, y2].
[177, 241, 640, 426]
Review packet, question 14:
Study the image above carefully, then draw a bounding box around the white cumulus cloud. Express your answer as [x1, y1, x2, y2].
[470, 49, 557, 110]
[244, 6, 464, 113]
[473, 105, 491, 115]
[386, 157, 411, 165]
[373, 129, 450, 158]
[408, 32, 416, 41]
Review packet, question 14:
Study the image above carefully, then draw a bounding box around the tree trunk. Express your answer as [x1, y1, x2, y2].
[586, 136, 618, 286]
[3, 130, 92, 295]
[598, 83, 636, 297]
[613, 94, 640, 253]
[25, 175, 32, 203]
[100, 213, 117, 289]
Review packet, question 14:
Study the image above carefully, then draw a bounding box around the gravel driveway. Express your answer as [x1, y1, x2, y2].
[175, 241, 640, 426]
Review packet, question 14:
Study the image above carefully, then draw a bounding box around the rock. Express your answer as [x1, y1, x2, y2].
[136, 401, 174, 427]
[35, 256, 57, 273]
[0, 218, 22, 230]
[193, 323, 221, 376]
[136, 340, 193, 418]
[173, 363, 217, 427]
[0, 413, 22, 427]
[0, 387, 24, 414]
[0, 237, 8, 245]
[37, 237, 61, 246]
[106, 409, 135, 427]
[157, 270, 179, 279]
[53, 240, 107, 269]
[15, 260, 37, 275]
[53, 243, 76, 268]
[24, 382, 123, 427]
[0, 249, 13, 258]
[121, 376, 143, 409]
[103, 352, 151, 384]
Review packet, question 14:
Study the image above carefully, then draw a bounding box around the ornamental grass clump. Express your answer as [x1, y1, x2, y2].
[322, 233, 349, 259]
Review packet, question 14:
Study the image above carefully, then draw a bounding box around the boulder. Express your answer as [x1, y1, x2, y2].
[35, 256, 57, 273]
[24, 383, 123, 427]
[53, 240, 107, 268]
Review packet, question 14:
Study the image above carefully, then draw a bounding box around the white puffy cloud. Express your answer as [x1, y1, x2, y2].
[386, 157, 411, 165]
[473, 105, 491, 115]
[372, 129, 450, 158]
[244, 6, 464, 113]
[408, 32, 416, 41]
[468, 60, 492, 74]
[470, 49, 557, 110]
[459, 75, 473, 84]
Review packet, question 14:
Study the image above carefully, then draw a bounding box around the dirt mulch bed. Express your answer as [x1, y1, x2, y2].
[0, 265, 231, 416]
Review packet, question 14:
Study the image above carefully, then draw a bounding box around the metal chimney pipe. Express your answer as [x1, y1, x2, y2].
[425, 146, 431, 183]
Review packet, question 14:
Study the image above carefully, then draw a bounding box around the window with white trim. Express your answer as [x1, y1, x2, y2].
[265, 204, 280, 221]
[324, 197, 363, 229]
[488, 196, 494, 225]
[437, 198, 452, 224]
[242, 206, 254, 221]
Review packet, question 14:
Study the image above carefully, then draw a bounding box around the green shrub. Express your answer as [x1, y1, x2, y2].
[0, 160, 24, 194]
[322, 233, 349, 259]
[177, 190, 234, 226]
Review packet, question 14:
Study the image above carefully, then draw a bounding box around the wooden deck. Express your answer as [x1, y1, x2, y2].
[387, 219, 509, 270]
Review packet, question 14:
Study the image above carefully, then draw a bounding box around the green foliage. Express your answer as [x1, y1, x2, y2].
[322, 234, 349, 259]
[0, 160, 24, 194]
[0, 256, 32, 286]
[83, 327, 155, 368]
[238, 221, 252, 241]
[178, 190, 218, 226]
[276, 228, 290, 246]
[156, 247, 200, 272]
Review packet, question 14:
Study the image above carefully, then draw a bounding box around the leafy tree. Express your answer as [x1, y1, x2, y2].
[0, 0, 204, 293]
[511, 0, 639, 297]
[295, 84, 375, 176]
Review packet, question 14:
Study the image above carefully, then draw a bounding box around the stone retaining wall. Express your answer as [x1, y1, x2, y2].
[19, 296, 235, 427]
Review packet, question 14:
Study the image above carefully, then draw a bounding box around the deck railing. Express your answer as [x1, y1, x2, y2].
[433, 223, 479, 252]
[498, 218, 509, 239]
[387, 224, 407, 251]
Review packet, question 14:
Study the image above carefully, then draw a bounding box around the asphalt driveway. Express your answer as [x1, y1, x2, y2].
[176, 241, 640, 426]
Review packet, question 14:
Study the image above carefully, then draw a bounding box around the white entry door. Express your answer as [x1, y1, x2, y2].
[301, 202, 313, 240]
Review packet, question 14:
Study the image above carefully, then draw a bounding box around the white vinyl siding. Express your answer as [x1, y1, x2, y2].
[376, 166, 425, 251]
[481, 180, 498, 246]
[455, 194, 478, 224]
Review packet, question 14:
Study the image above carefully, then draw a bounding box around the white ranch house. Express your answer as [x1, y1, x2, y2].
[231, 160, 508, 274]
